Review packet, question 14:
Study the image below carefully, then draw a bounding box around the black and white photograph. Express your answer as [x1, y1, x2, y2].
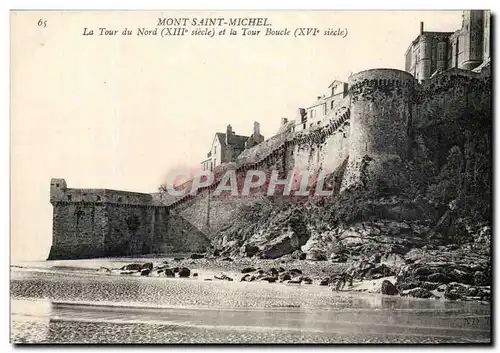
[9, 9, 492, 344]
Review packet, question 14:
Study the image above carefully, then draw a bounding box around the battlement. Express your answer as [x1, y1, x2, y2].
[50, 178, 153, 206]
[348, 69, 417, 103]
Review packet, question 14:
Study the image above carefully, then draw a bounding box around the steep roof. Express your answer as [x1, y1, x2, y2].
[215, 132, 249, 149]
[328, 80, 347, 88]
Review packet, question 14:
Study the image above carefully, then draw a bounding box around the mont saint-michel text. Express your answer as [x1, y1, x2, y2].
[156, 17, 271, 27]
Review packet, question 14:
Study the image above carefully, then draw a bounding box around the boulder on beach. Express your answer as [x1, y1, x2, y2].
[214, 274, 233, 281]
[474, 271, 489, 286]
[190, 254, 204, 259]
[402, 287, 435, 299]
[260, 231, 302, 259]
[163, 268, 175, 277]
[381, 280, 399, 295]
[302, 277, 313, 284]
[241, 267, 256, 274]
[267, 268, 279, 277]
[241, 244, 260, 258]
[178, 267, 191, 278]
[260, 276, 277, 283]
[120, 263, 142, 271]
[420, 282, 440, 291]
[365, 264, 395, 279]
[240, 274, 252, 282]
[426, 272, 452, 284]
[119, 270, 136, 275]
[140, 269, 151, 276]
[141, 263, 153, 271]
[279, 273, 291, 282]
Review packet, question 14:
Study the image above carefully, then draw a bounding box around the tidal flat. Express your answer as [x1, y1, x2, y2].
[10, 257, 491, 344]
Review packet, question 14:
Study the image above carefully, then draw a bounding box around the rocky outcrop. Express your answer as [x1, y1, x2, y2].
[104, 262, 198, 280]
[259, 231, 304, 259]
[381, 280, 398, 295]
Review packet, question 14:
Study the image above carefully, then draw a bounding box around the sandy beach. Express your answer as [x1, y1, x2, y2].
[10, 256, 491, 344]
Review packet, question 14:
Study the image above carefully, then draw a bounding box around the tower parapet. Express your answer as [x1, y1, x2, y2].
[50, 178, 67, 203]
[348, 68, 416, 161]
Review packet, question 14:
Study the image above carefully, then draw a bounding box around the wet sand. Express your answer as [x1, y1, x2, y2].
[10, 258, 491, 344]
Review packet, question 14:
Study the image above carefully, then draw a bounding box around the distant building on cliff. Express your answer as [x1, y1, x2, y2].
[405, 10, 491, 82]
[292, 80, 349, 133]
[201, 122, 264, 170]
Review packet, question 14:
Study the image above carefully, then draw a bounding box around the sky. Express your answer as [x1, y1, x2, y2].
[10, 10, 463, 262]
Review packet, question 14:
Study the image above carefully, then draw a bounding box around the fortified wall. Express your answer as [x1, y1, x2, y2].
[171, 67, 490, 235]
[49, 67, 491, 259]
[48, 179, 209, 260]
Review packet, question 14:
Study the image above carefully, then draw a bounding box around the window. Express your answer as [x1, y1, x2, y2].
[331, 101, 334, 109]
[214, 146, 217, 154]
[323, 103, 327, 115]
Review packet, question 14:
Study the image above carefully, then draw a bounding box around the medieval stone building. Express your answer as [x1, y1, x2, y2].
[48, 9, 491, 260]
[200, 122, 264, 170]
[405, 10, 491, 82]
[293, 80, 349, 133]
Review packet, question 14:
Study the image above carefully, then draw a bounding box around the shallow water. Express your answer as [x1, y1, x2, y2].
[10, 260, 491, 344]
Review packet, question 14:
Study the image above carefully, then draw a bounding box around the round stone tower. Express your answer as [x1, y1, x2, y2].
[342, 69, 417, 191]
[348, 68, 416, 161]
[436, 41, 448, 73]
[417, 35, 432, 81]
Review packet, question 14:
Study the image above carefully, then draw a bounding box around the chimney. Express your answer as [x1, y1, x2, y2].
[420, 21, 424, 35]
[297, 108, 306, 123]
[253, 121, 260, 137]
[226, 124, 232, 144]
